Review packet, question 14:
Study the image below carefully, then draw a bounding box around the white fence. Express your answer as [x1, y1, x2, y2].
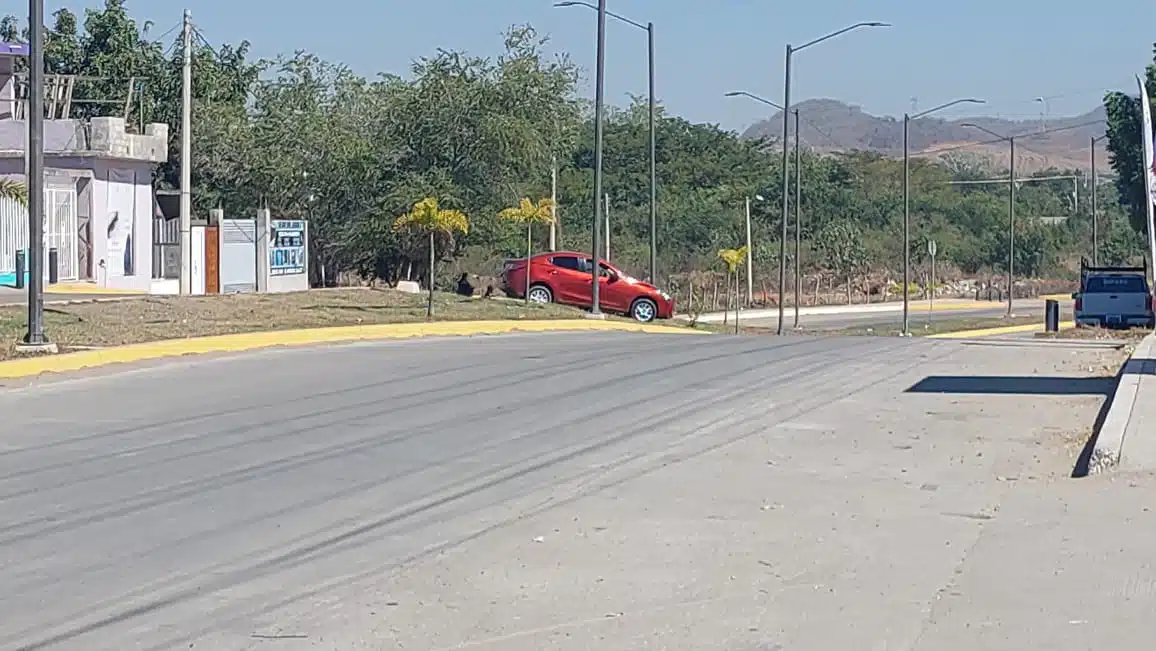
[0, 188, 79, 282]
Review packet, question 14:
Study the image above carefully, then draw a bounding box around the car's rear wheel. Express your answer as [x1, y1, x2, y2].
[527, 284, 553, 304]
[630, 297, 657, 323]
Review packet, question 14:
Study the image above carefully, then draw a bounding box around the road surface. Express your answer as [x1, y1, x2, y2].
[0, 332, 1150, 650]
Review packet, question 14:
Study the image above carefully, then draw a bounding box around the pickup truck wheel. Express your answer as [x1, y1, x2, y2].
[630, 298, 657, 323]
[527, 284, 553, 304]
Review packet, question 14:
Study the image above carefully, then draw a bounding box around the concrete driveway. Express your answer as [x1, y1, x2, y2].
[0, 332, 1149, 649]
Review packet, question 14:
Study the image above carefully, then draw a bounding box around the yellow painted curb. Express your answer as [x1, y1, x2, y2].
[925, 300, 1008, 312]
[1039, 293, 1074, 302]
[44, 283, 147, 295]
[0, 319, 703, 379]
[928, 321, 1074, 339]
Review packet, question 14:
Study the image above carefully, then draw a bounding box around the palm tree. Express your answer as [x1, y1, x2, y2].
[0, 178, 28, 206]
[718, 246, 748, 334]
[393, 197, 469, 318]
[498, 198, 555, 304]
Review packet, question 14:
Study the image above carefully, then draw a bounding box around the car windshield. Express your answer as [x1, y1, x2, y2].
[1085, 275, 1148, 293]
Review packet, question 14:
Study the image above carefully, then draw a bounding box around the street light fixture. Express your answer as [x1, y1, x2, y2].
[725, 91, 802, 326]
[556, 0, 610, 316]
[960, 122, 1016, 318]
[554, 1, 659, 284]
[778, 21, 890, 335]
[901, 97, 984, 336]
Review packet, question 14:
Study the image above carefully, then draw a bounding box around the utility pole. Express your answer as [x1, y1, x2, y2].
[22, 0, 48, 348]
[604, 192, 610, 261]
[792, 109, 801, 329]
[550, 155, 557, 251]
[1008, 137, 1016, 317]
[178, 9, 192, 295]
[1090, 135, 1106, 266]
[744, 196, 753, 304]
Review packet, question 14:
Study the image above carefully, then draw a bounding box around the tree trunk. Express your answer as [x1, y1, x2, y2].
[734, 269, 740, 335]
[427, 231, 435, 319]
[524, 223, 532, 304]
[723, 270, 730, 326]
[846, 274, 852, 305]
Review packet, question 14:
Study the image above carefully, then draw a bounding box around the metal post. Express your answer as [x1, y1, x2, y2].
[1090, 137, 1098, 266]
[902, 113, 911, 336]
[647, 22, 657, 283]
[179, 9, 192, 295]
[1007, 137, 1016, 318]
[47, 247, 58, 284]
[14, 249, 25, 290]
[744, 196, 753, 304]
[793, 109, 801, 328]
[589, 0, 606, 316]
[604, 192, 610, 261]
[929, 249, 936, 320]
[24, 0, 46, 345]
[550, 155, 558, 251]
[777, 44, 792, 336]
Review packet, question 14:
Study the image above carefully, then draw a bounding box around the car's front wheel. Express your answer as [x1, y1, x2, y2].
[527, 284, 554, 304]
[630, 297, 657, 323]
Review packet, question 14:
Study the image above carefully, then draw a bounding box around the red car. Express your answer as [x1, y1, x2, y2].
[501, 251, 675, 322]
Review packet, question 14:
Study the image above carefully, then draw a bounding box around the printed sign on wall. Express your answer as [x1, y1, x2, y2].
[270, 219, 306, 276]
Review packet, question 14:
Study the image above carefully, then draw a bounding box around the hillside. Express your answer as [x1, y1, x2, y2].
[740, 99, 1109, 175]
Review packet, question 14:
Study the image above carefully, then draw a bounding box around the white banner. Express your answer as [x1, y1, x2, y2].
[1139, 75, 1156, 284]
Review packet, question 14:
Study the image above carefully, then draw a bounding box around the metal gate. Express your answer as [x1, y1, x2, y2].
[46, 187, 78, 281]
[0, 187, 79, 282]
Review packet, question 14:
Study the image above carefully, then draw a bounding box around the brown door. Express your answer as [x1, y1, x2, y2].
[204, 225, 220, 294]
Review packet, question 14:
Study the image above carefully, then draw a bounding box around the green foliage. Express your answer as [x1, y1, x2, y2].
[0, 179, 27, 206]
[2, 1, 1141, 287]
[1103, 43, 1156, 232]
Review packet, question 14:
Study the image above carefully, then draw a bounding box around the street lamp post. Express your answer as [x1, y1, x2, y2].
[555, 1, 658, 283]
[24, 0, 48, 348]
[961, 123, 1016, 318]
[901, 98, 984, 336]
[1091, 134, 1107, 266]
[777, 21, 889, 335]
[725, 91, 802, 321]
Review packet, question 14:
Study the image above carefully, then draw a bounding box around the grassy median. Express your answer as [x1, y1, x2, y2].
[0, 288, 593, 360]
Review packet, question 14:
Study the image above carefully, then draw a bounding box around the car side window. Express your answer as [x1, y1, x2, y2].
[551, 255, 581, 271]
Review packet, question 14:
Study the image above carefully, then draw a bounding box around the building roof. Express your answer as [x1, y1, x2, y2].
[0, 42, 29, 57]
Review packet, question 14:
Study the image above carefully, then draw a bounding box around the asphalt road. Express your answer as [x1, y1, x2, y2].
[0, 332, 1144, 650]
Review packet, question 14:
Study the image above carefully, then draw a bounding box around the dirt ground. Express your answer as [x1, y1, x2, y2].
[1036, 325, 1152, 342]
[0, 288, 594, 360]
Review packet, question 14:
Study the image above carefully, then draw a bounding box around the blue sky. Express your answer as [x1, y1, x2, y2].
[49, 0, 1155, 131]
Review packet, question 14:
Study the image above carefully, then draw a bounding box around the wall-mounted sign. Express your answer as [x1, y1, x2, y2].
[270, 219, 306, 276]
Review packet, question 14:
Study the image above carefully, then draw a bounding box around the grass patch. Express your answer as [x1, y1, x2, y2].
[796, 314, 1044, 338]
[0, 288, 599, 360]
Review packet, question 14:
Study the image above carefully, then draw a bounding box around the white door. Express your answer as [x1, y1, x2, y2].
[45, 187, 78, 281]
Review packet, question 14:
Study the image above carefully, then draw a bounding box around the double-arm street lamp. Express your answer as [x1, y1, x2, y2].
[901, 98, 984, 336]
[959, 122, 1017, 318]
[778, 21, 889, 334]
[555, 1, 658, 284]
[724, 91, 802, 327]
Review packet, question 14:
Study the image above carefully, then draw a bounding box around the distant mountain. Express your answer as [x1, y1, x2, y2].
[740, 99, 1108, 174]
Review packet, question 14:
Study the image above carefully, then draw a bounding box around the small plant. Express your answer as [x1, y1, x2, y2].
[393, 197, 469, 318]
[718, 246, 748, 333]
[499, 198, 555, 304]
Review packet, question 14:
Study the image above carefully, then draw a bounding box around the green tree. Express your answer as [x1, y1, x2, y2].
[1103, 44, 1156, 232]
[814, 221, 867, 304]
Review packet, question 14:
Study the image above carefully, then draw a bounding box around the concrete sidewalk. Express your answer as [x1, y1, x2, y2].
[692, 298, 1005, 324]
[1090, 333, 1156, 473]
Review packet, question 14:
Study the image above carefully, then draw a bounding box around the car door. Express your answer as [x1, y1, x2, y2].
[548, 255, 589, 305]
[594, 261, 632, 312]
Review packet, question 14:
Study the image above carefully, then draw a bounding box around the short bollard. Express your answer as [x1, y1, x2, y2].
[1045, 299, 1060, 333]
[14, 249, 25, 289]
[48, 247, 59, 285]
